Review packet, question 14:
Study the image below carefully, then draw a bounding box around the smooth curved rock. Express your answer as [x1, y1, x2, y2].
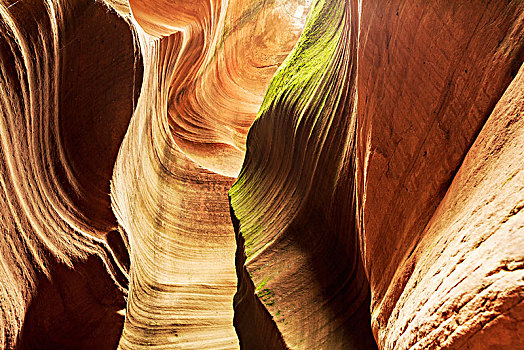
[1, 0, 523, 349]
[0, 0, 141, 347]
[230, 0, 523, 349]
[128, 0, 310, 177]
[230, 0, 377, 348]
[110, 0, 308, 348]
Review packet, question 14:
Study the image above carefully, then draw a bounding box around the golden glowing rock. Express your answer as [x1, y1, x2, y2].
[1, 0, 522, 349]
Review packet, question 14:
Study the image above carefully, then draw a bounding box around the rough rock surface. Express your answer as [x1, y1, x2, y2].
[1, 0, 523, 349]
[355, 1, 524, 348]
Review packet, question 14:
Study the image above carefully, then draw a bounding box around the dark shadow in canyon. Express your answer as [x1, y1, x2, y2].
[16, 253, 126, 350]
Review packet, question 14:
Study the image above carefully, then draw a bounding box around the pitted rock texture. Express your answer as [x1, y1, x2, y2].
[1, 0, 523, 349]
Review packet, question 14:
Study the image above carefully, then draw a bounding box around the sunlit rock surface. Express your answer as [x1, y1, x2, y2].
[1, 0, 523, 349]
[230, 0, 523, 349]
[0, 0, 140, 348]
[111, 0, 310, 348]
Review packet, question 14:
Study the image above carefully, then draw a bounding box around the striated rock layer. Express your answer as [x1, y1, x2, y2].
[111, 32, 241, 349]
[0, 0, 141, 348]
[230, 0, 377, 348]
[1, 0, 523, 349]
[110, 0, 309, 348]
[231, 0, 523, 349]
[128, 0, 310, 177]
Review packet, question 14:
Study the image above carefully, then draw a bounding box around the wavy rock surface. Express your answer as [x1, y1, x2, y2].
[110, 0, 309, 348]
[128, 0, 309, 177]
[0, 0, 140, 348]
[230, 0, 524, 349]
[230, 0, 377, 348]
[1, 0, 523, 349]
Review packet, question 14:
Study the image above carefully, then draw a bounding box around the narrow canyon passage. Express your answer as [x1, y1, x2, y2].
[110, 0, 314, 348]
[0, 0, 523, 349]
[110, 33, 241, 348]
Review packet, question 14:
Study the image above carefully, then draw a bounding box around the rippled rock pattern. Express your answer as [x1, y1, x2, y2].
[1, 0, 523, 349]
[231, 0, 523, 349]
[0, 0, 140, 348]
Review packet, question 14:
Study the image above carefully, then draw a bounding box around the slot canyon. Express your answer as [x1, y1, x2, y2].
[0, 0, 523, 349]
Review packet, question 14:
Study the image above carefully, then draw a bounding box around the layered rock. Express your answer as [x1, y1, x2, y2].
[110, 0, 309, 348]
[128, 0, 310, 177]
[0, 0, 140, 348]
[231, 0, 523, 349]
[230, 0, 376, 348]
[110, 32, 240, 349]
[1, 0, 523, 349]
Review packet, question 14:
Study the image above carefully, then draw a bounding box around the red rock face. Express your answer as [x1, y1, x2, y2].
[0, 0, 523, 349]
[371, 65, 524, 349]
[231, 0, 523, 348]
[355, 1, 524, 347]
[128, 0, 310, 177]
